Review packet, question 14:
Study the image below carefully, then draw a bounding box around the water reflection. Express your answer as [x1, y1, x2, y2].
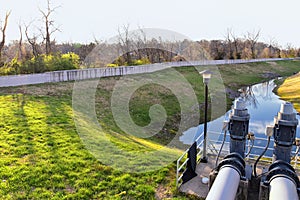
[180, 80, 300, 146]
[239, 86, 258, 109]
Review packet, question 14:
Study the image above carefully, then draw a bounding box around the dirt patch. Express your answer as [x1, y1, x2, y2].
[0, 82, 74, 97]
[266, 62, 278, 66]
[97, 77, 119, 91]
[225, 87, 239, 99]
[261, 72, 280, 79]
[155, 185, 173, 200]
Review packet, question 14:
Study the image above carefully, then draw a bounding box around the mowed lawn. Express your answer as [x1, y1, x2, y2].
[0, 94, 183, 199]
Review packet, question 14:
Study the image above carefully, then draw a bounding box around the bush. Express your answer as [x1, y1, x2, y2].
[131, 58, 151, 66]
[106, 63, 119, 68]
[112, 57, 151, 67]
[22, 56, 47, 74]
[0, 52, 81, 75]
[54, 52, 80, 70]
[0, 57, 21, 75]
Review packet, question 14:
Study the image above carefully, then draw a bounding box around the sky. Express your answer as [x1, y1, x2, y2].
[0, 0, 300, 47]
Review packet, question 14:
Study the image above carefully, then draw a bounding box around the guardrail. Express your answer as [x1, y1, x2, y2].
[0, 58, 293, 87]
[209, 132, 300, 166]
[175, 130, 223, 187]
[176, 132, 204, 187]
[176, 129, 300, 188]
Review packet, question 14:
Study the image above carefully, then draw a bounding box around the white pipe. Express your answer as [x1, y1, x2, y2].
[206, 167, 240, 200]
[269, 176, 298, 200]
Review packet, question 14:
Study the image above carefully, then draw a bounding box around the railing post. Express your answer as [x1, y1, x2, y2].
[176, 159, 179, 188]
[294, 146, 299, 169]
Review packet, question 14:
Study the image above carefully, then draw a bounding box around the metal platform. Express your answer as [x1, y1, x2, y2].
[176, 131, 300, 198]
[179, 155, 300, 199]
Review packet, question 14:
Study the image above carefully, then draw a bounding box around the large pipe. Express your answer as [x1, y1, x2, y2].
[206, 167, 240, 200]
[207, 153, 245, 200]
[265, 160, 300, 200]
[269, 176, 298, 200]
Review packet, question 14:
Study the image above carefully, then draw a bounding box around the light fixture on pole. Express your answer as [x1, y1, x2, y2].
[200, 70, 212, 163]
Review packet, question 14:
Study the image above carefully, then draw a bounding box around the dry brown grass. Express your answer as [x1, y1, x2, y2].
[277, 72, 300, 112]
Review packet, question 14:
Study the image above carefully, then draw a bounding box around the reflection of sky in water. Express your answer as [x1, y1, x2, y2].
[180, 80, 300, 148]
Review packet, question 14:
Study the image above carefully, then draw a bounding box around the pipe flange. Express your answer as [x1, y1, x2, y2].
[265, 161, 300, 187]
[268, 160, 295, 173]
[224, 152, 245, 167]
[217, 153, 245, 177]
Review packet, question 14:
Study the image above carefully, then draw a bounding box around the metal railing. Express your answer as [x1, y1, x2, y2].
[176, 132, 204, 187]
[176, 129, 300, 188]
[210, 132, 300, 167]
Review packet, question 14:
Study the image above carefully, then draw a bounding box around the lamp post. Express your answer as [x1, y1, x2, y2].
[200, 70, 212, 163]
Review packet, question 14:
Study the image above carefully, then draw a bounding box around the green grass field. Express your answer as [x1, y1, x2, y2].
[0, 60, 299, 199]
[0, 94, 190, 199]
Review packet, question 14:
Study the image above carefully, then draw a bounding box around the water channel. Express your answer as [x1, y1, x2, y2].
[180, 80, 300, 156]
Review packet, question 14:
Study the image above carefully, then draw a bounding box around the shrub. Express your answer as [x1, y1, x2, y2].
[107, 63, 119, 68]
[55, 52, 80, 70]
[22, 56, 47, 74]
[42, 52, 80, 71]
[0, 57, 21, 75]
[131, 57, 151, 66]
[0, 52, 81, 75]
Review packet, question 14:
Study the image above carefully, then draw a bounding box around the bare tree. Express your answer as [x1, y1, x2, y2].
[229, 31, 242, 59]
[246, 29, 260, 59]
[182, 41, 210, 60]
[224, 28, 234, 59]
[39, 0, 60, 55]
[132, 27, 147, 59]
[17, 23, 28, 60]
[25, 22, 41, 57]
[285, 43, 296, 58]
[117, 24, 132, 64]
[18, 24, 23, 58]
[263, 36, 279, 58]
[209, 40, 225, 60]
[0, 11, 11, 61]
[267, 37, 275, 54]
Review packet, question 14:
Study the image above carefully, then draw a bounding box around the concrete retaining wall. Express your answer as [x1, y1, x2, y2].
[0, 58, 292, 87]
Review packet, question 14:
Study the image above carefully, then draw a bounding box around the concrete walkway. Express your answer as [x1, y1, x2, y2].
[179, 155, 216, 198]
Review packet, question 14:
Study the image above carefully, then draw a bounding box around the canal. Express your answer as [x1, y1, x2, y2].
[180, 80, 300, 156]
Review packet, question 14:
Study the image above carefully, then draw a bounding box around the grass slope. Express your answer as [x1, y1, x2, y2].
[0, 60, 299, 199]
[218, 60, 300, 90]
[277, 72, 300, 112]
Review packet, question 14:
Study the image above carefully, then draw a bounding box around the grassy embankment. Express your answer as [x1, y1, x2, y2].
[277, 72, 300, 112]
[0, 60, 299, 199]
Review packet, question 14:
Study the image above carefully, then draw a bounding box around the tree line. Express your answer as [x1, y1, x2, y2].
[0, 1, 300, 75]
